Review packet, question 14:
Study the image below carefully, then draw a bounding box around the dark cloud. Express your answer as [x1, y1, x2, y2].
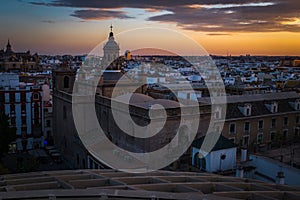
[30, 0, 300, 32]
[207, 33, 232, 36]
[70, 9, 133, 20]
[30, 0, 276, 9]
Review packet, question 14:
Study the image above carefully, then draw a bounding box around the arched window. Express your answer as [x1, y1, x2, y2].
[64, 76, 69, 88]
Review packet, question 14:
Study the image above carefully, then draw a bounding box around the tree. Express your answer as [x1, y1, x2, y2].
[0, 110, 16, 160]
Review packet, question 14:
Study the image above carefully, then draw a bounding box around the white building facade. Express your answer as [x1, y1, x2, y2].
[0, 73, 45, 151]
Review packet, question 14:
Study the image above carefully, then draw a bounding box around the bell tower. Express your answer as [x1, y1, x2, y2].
[102, 25, 120, 68]
[52, 62, 76, 94]
[6, 39, 12, 53]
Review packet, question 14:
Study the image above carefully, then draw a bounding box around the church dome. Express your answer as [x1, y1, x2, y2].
[103, 38, 119, 50]
[103, 25, 120, 51]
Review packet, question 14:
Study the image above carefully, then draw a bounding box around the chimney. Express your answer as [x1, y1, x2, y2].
[236, 165, 244, 178]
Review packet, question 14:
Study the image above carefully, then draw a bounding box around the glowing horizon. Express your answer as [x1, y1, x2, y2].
[0, 0, 299, 56]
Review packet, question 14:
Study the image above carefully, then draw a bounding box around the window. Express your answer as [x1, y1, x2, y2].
[246, 108, 251, 116]
[229, 123, 236, 134]
[270, 132, 276, 141]
[46, 120, 51, 127]
[257, 133, 263, 143]
[215, 125, 220, 133]
[295, 128, 300, 137]
[243, 104, 251, 116]
[10, 104, 15, 113]
[296, 116, 300, 124]
[9, 92, 15, 102]
[10, 118, 16, 125]
[258, 120, 264, 129]
[214, 106, 222, 120]
[0, 93, 4, 102]
[296, 100, 300, 110]
[244, 122, 250, 132]
[76, 154, 79, 165]
[64, 76, 70, 88]
[21, 103, 26, 111]
[271, 118, 276, 128]
[271, 102, 278, 113]
[283, 117, 288, 126]
[215, 110, 221, 119]
[21, 92, 26, 102]
[283, 129, 288, 139]
[229, 137, 235, 144]
[46, 130, 51, 138]
[33, 93, 39, 100]
[21, 117, 26, 125]
[82, 159, 86, 169]
[89, 158, 93, 169]
[243, 135, 250, 146]
[179, 126, 189, 146]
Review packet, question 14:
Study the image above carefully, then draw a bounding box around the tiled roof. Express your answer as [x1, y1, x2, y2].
[192, 135, 237, 151]
[226, 98, 299, 119]
[198, 92, 299, 105]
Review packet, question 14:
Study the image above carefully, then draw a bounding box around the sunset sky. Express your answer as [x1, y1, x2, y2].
[0, 0, 300, 55]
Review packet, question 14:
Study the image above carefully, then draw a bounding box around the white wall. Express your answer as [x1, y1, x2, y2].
[209, 148, 237, 172]
[192, 147, 237, 172]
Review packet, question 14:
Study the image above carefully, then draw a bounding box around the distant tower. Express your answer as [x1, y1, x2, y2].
[125, 50, 131, 60]
[52, 62, 76, 94]
[102, 25, 120, 68]
[6, 39, 12, 53]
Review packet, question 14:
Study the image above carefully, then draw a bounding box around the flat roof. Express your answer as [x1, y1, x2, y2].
[0, 169, 299, 200]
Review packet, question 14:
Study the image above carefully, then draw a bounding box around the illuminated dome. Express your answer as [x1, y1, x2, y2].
[102, 25, 120, 67]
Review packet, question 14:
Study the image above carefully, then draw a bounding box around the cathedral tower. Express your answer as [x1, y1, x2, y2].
[102, 25, 120, 68]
